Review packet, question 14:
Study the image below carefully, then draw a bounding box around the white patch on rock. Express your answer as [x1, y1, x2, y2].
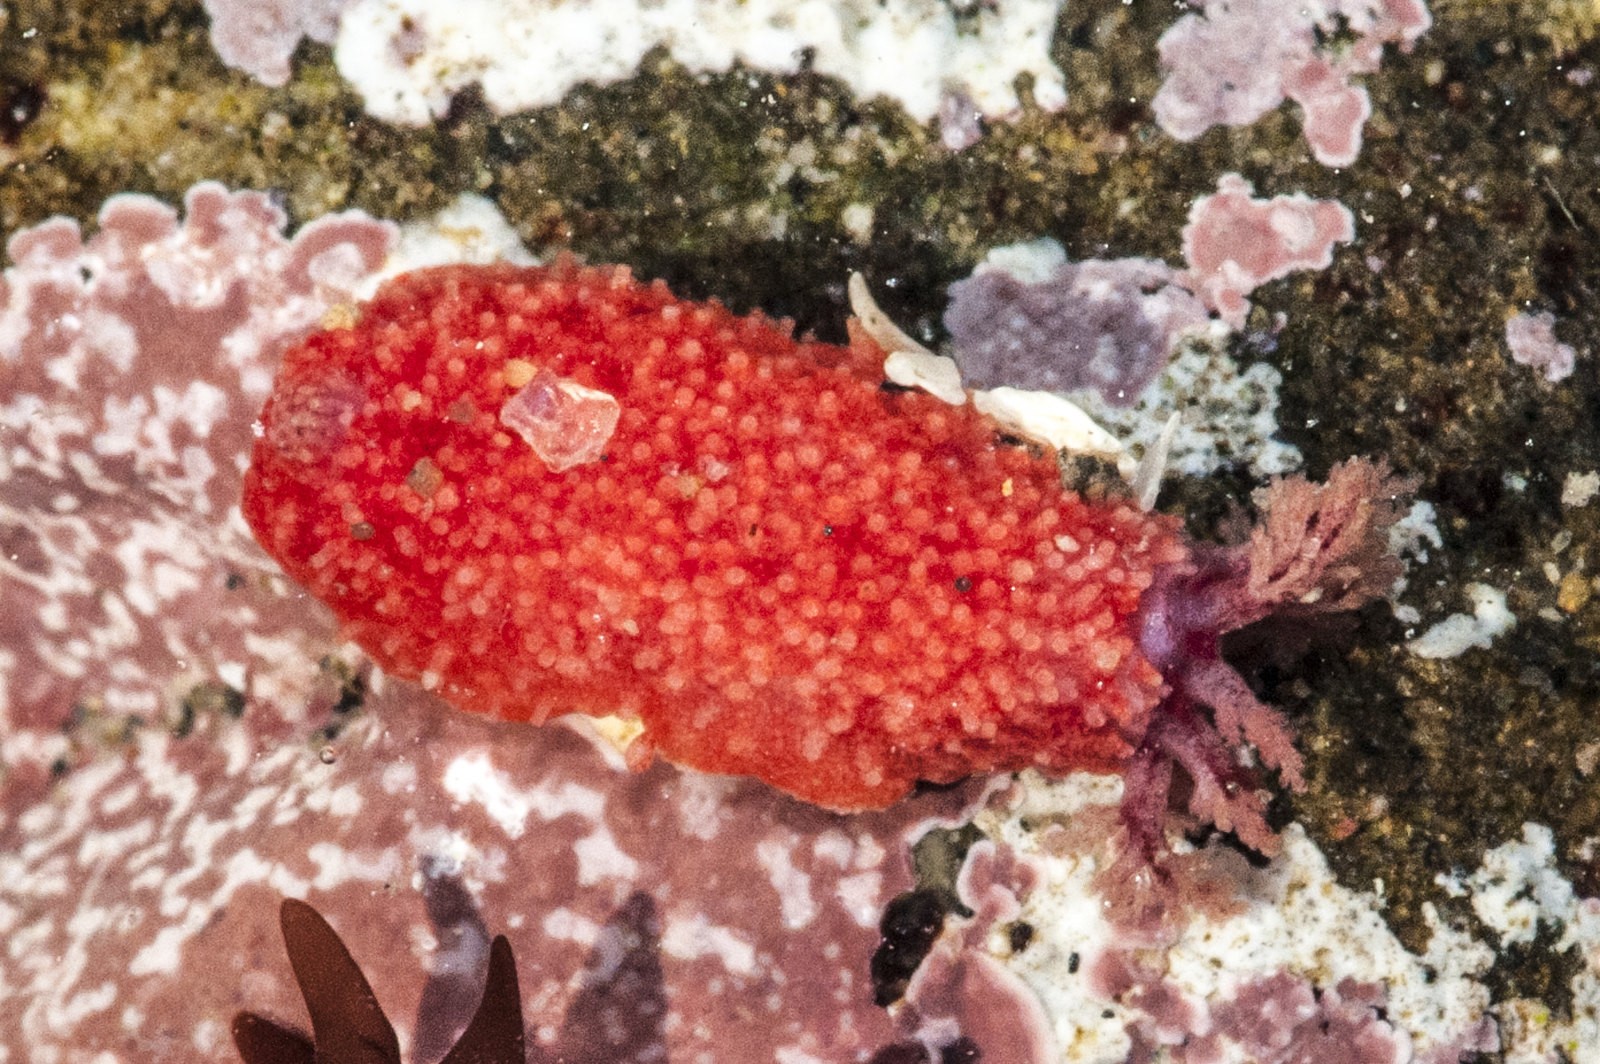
[973, 236, 1070, 284]
[811, 829, 854, 868]
[1439, 824, 1600, 1062]
[660, 912, 759, 977]
[1066, 323, 1302, 479]
[573, 826, 641, 886]
[1390, 499, 1443, 567]
[1406, 583, 1515, 660]
[1563, 470, 1600, 509]
[377, 192, 538, 289]
[441, 750, 607, 837]
[971, 773, 1133, 1062]
[332, 0, 1069, 130]
[307, 839, 403, 891]
[756, 835, 818, 931]
[669, 770, 737, 842]
[834, 871, 885, 928]
[542, 906, 602, 947]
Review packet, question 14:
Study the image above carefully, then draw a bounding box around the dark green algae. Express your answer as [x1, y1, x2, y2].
[8, 0, 1600, 1027]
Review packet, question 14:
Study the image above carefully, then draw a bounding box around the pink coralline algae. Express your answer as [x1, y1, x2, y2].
[944, 175, 1352, 405]
[1505, 310, 1577, 383]
[1096, 961, 1419, 1064]
[944, 256, 1210, 405]
[202, 0, 351, 86]
[0, 684, 990, 1061]
[1154, 0, 1432, 167]
[0, 182, 394, 776]
[897, 839, 1055, 1061]
[1180, 173, 1356, 330]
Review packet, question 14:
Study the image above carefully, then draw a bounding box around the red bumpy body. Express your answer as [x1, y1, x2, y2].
[242, 261, 1191, 809]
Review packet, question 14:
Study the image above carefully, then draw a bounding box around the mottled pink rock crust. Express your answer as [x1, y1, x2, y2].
[1154, 0, 1431, 166]
[1180, 173, 1356, 329]
[0, 183, 394, 774]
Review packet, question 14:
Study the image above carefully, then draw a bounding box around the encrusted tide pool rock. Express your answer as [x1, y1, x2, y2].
[0, 683, 993, 1061]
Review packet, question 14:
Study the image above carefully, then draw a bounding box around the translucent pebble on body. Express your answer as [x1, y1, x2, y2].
[499, 368, 623, 472]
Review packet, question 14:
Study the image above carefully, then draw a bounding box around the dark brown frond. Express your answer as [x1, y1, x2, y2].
[278, 898, 403, 1064]
[231, 1011, 315, 1064]
[235, 899, 529, 1064]
[440, 936, 525, 1064]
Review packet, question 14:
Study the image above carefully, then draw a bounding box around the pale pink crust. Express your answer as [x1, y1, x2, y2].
[0, 184, 395, 774]
[1154, 0, 1431, 166]
[0, 684, 997, 1061]
[1505, 310, 1577, 384]
[898, 839, 1055, 1062]
[201, 0, 352, 86]
[1179, 173, 1356, 329]
[1088, 954, 1495, 1064]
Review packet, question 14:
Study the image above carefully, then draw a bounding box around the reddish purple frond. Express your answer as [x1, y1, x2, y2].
[1187, 659, 1305, 789]
[1242, 458, 1415, 626]
[1147, 708, 1281, 856]
[1124, 458, 1411, 862]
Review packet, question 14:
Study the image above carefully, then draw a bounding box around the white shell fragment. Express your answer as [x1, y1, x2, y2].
[848, 272, 935, 357]
[1130, 412, 1180, 512]
[850, 270, 1136, 474]
[499, 368, 622, 472]
[885, 349, 967, 406]
[849, 272, 967, 407]
[970, 387, 1124, 461]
